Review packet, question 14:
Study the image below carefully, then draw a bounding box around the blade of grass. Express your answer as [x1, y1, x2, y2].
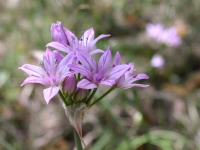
[90, 128, 112, 150]
[0, 137, 16, 150]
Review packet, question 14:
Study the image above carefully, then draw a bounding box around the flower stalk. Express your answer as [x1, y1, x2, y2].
[89, 86, 115, 108]
[58, 90, 70, 106]
[73, 128, 83, 150]
[59, 92, 84, 149]
[86, 88, 98, 105]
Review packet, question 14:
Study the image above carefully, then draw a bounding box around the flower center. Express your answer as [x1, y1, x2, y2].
[93, 73, 103, 83]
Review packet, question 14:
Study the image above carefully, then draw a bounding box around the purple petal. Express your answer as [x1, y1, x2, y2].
[57, 52, 74, 76]
[59, 72, 73, 83]
[125, 63, 134, 77]
[81, 28, 95, 45]
[107, 64, 131, 79]
[43, 49, 56, 74]
[89, 49, 105, 55]
[88, 34, 110, 50]
[53, 50, 64, 64]
[120, 84, 149, 89]
[46, 42, 72, 53]
[76, 50, 97, 73]
[100, 79, 115, 87]
[69, 64, 92, 79]
[21, 76, 49, 86]
[115, 75, 125, 86]
[64, 28, 78, 46]
[43, 86, 60, 104]
[19, 64, 47, 77]
[118, 74, 149, 89]
[77, 79, 97, 89]
[113, 51, 121, 66]
[98, 47, 112, 74]
[128, 74, 149, 83]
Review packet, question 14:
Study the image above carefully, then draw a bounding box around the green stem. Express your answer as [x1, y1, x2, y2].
[89, 86, 115, 108]
[68, 95, 74, 105]
[73, 128, 83, 150]
[78, 73, 81, 81]
[58, 90, 70, 106]
[86, 88, 97, 105]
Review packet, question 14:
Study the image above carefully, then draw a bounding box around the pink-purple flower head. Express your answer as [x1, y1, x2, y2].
[115, 63, 149, 89]
[146, 23, 182, 47]
[69, 47, 131, 89]
[47, 22, 110, 55]
[146, 23, 164, 40]
[160, 27, 182, 46]
[112, 52, 149, 89]
[19, 49, 74, 104]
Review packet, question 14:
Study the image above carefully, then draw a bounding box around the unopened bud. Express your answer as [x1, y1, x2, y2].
[51, 21, 68, 44]
[74, 88, 87, 102]
[62, 75, 77, 95]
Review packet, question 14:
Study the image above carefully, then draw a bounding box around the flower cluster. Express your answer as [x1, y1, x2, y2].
[19, 21, 149, 139]
[146, 23, 182, 47]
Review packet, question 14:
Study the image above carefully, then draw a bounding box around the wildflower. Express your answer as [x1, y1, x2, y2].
[19, 49, 74, 104]
[69, 47, 131, 89]
[112, 52, 149, 89]
[146, 23, 182, 46]
[115, 63, 149, 89]
[146, 23, 164, 40]
[19, 21, 150, 149]
[47, 23, 110, 55]
[160, 27, 182, 46]
[150, 54, 165, 68]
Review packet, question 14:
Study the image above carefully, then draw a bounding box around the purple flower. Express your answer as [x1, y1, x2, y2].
[47, 25, 110, 55]
[69, 47, 131, 89]
[19, 49, 74, 104]
[146, 23, 182, 47]
[146, 23, 164, 40]
[151, 54, 165, 68]
[160, 27, 182, 46]
[116, 63, 149, 89]
[112, 52, 149, 89]
[51, 21, 69, 45]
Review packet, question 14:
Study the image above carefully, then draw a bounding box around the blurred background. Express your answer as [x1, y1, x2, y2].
[0, 0, 200, 149]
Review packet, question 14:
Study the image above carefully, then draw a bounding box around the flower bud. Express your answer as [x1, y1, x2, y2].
[62, 75, 77, 95]
[51, 21, 68, 45]
[74, 88, 87, 102]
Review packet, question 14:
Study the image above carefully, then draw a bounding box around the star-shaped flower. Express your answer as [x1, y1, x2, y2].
[69, 47, 131, 89]
[47, 23, 110, 55]
[19, 49, 74, 104]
